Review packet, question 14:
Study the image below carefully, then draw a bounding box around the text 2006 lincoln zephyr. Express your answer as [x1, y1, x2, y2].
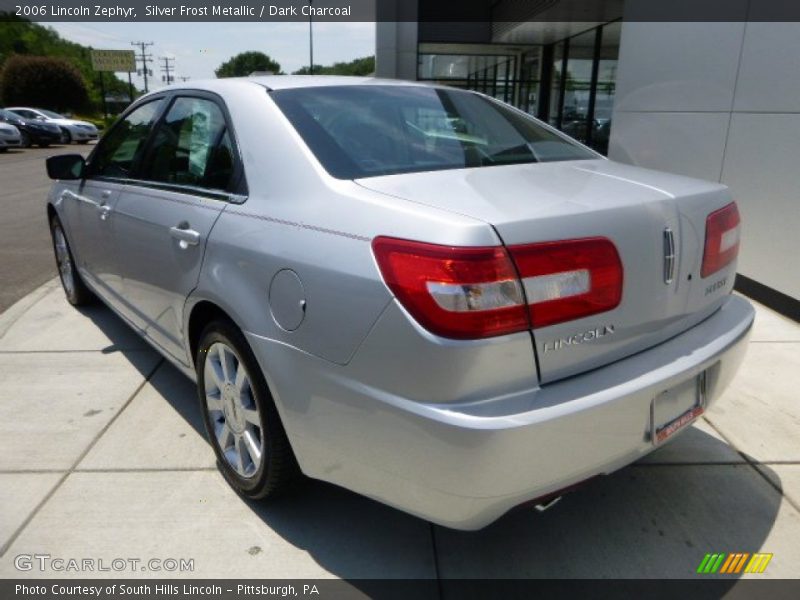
[45, 76, 753, 529]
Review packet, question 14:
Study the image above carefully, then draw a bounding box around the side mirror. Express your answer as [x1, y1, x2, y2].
[46, 154, 85, 180]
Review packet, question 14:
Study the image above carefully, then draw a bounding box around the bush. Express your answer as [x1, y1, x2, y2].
[0, 55, 89, 112]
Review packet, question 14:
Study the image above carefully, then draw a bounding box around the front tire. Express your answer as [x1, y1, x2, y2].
[20, 131, 31, 148]
[50, 216, 93, 306]
[197, 320, 299, 499]
[60, 128, 72, 144]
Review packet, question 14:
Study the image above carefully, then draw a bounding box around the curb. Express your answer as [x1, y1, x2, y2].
[0, 277, 60, 340]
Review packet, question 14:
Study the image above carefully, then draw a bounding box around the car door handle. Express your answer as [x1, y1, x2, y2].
[169, 225, 201, 248]
[101, 190, 112, 199]
[97, 203, 112, 220]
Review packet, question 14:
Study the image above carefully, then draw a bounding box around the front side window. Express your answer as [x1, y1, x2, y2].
[40, 109, 66, 119]
[271, 85, 595, 180]
[11, 109, 38, 119]
[0, 109, 22, 121]
[89, 99, 164, 179]
[139, 97, 233, 191]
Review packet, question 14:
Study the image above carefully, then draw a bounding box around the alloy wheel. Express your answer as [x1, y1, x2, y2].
[203, 342, 264, 479]
[53, 223, 75, 298]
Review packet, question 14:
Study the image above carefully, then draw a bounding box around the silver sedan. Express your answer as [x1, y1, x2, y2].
[0, 121, 21, 151]
[45, 76, 754, 530]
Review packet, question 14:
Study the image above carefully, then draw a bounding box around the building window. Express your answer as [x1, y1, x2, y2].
[546, 21, 621, 154]
[415, 21, 621, 155]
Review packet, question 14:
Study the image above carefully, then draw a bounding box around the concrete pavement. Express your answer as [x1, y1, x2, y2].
[0, 281, 798, 585]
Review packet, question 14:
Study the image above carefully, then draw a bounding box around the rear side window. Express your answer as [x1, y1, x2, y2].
[89, 99, 164, 179]
[139, 97, 234, 191]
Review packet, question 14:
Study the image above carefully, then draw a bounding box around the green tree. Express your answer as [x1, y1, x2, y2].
[292, 55, 375, 76]
[0, 16, 138, 112]
[0, 54, 89, 111]
[215, 51, 281, 77]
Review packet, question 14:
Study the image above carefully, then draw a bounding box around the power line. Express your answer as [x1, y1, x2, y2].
[130, 41, 154, 92]
[160, 56, 175, 85]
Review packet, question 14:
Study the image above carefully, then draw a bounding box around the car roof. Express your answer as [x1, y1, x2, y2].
[145, 75, 434, 95]
[245, 75, 430, 90]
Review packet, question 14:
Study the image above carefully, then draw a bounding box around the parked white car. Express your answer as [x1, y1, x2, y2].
[0, 121, 22, 152]
[6, 107, 98, 144]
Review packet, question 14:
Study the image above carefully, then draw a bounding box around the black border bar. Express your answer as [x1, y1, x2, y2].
[4, 0, 800, 23]
[4, 579, 800, 600]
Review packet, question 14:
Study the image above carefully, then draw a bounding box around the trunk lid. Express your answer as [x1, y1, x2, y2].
[357, 159, 738, 383]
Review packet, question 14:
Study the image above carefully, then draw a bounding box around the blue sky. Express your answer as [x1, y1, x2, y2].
[49, 22, 376, 89]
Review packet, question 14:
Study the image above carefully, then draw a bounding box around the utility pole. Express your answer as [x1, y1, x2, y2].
[308, 0, 313, 75]
[160, 56, 175, 85]
[131, 41, 154, 92]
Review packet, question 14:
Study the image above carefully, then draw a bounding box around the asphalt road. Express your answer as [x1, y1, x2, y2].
[0, 145, 91, 312]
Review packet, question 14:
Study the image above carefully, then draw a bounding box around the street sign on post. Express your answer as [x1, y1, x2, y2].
[90, 50, 136, 73]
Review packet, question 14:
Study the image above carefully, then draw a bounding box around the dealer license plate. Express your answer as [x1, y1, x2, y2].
[651, 371, 707, 445]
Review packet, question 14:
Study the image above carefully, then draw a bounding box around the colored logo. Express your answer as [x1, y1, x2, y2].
[696, 552, 772, 574]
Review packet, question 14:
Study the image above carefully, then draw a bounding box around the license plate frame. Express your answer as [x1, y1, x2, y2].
[651, 371, 707, 446]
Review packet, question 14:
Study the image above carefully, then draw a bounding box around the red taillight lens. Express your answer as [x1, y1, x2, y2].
[373, 235, 624, 339]
[372, 237, 529, 339]
[508, 237, 623, 328]
[701, 202, 740, 278]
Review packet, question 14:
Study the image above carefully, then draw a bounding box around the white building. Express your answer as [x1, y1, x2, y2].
[377, 0, 800, 319]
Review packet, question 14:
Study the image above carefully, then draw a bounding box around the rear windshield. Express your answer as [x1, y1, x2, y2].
[271, 85, 596, 179]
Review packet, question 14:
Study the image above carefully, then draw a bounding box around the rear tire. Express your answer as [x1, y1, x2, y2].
[49, 216, 93, 306]
[197, 320, 299, 499]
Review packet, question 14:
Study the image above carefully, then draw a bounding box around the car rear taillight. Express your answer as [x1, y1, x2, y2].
[701, 202, 740, 278]
[508, 237, 623, 328]
[372, 236, 624, 339]
[371, 237, 529, 339]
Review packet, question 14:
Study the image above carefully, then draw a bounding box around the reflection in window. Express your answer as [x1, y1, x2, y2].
[592, 21, 621, 154]
[140, 97, 233, 191]
[519, 50, 541, 116]
[90, 99, 163, 178]
[548, 42, 566, 127]
[560, 29, 596, 144]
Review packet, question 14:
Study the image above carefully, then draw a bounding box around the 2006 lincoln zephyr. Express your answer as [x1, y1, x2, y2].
[45, 76, 754, 529]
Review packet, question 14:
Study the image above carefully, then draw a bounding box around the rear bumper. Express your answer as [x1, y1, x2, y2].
[247, 294, 754, 530]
